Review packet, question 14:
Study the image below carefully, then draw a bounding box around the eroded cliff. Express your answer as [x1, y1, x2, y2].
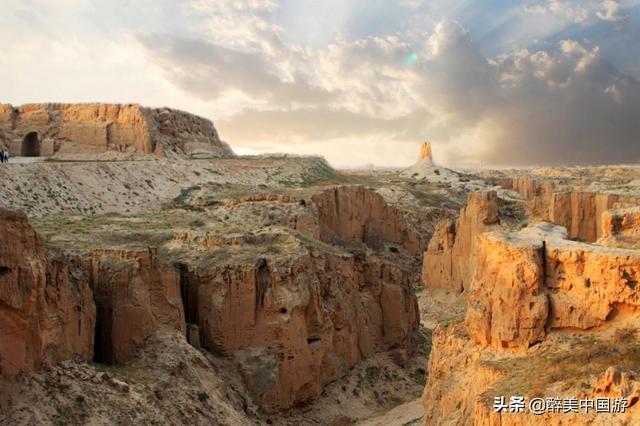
[312, 185, 423, 254]
[498, 175, 640, 242]
[0, 103, 233, 158]
[421, 191, 502, 293]
[1, 184, 421, 416]
[422, 181, 640, 425]
[0, 208, 95, 377]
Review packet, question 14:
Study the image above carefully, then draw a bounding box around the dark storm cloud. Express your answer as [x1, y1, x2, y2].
[139, 18, 640, 165]
[5, 0, 639, 166]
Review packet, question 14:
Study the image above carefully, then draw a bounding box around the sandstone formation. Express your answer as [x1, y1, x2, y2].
[600, 206, 640, 248]
[498, 176, 640, 242]
[466, 222, 640, 351]
[470, 363, 640, 425]
[1, 184, 421, 416]
[422, 191, 500, 292]
[157, 186, 422, 412]
[543, 192, 640, 242]
[495, 175, 553, 200]
[421, 323, 505, 425]
[465, 228, 548, 350]
[418, 142, 434, 165]
[174, 240, 419, 412]
[0, 103, 233, 158]
[422, 179, 640, 425]
[84, 249, 186, 364]
[0, 208, 95, 377]
[312, 185, 423, 254]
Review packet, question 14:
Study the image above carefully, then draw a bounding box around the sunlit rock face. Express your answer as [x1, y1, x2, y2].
[422, 177, 640, 425]
[422, 191, 500, 293]
[0, 208, 95, 378]
[418, 142, 434, 165]
[0, 103, 233, 158]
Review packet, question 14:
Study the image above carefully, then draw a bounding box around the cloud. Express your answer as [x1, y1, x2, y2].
[597, 0, 627, 22]
[524, 0, 590, 23]
[1, 0, 640, 167]
[136, 9, 640, 166]
[401, 0, 424, 10]
[524, 0, 628, 25]
[136, 35, 335, 105]
[484, 40, 640, 165]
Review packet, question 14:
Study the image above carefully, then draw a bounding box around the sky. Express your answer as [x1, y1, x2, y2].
[1, 0, 640, 168]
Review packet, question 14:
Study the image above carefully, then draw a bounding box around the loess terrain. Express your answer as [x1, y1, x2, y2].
[2, 105, 640, 425]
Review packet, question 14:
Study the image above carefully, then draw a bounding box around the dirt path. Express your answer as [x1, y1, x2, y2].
[4, 156, 45, 164]
[356, 398, 423, 426]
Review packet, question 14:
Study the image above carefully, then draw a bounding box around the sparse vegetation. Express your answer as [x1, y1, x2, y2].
[488, 329, 640, 398]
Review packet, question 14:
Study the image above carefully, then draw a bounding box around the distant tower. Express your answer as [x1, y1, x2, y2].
[418, 142, 434, 165]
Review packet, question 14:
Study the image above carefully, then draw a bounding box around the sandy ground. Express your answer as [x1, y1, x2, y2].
[356, 398, 423, 426]
[0, 156, 334, 216]
[1, 156, 45, 164]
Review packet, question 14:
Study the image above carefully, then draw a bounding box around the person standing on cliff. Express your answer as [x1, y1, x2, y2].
[0, 150, 5, 163]
[3, 150, 9, 163]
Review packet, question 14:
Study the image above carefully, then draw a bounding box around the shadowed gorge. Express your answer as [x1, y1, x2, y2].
[2, 1, 640, 423]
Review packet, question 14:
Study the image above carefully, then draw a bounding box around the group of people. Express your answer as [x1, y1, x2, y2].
[0, 150, 10, 163]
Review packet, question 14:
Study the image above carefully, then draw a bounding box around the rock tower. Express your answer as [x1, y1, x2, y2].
[418, 142, 434, 165]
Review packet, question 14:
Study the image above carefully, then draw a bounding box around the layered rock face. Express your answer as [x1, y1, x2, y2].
[497, 175, 554, 200]
[465, 228, 548, 350]
[312, 185, 423, 254]
[0, 208, 95, 377]
[163, 187, 421, 412]
[0, 103, 233, 158]
[421, 323, 505, 425]
[423, 219, 640, 425]
[176, 242, 419, 412]
[499, 176, 640, 242]
[466, 222, 640, 351]
[2, 185, 420, 415]
[422, 178, 640, 425]
[600, 206, 640, 248]
[422, 191, 500, 292]
[544, 192, 640, 242]
[84, 249, 185, 364]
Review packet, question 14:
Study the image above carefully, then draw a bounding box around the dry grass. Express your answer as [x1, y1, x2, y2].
[487, 328, 640, 398]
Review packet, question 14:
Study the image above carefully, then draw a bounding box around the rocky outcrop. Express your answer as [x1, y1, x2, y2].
[542, 192, 640, 242]
[312, 186, 423, 254]
[425, 326, 640, 426]
[600, 206, 640, 248]
[1, 185, 420, 413]
[500, 175, 640, 242]
[422, 323, 505, 425]
[472, 365, 640, 425]
[418, 142, 434, 164]
[466, 222, 640, 351]
[421, 219, 456, 291]
[0, 208, 95, 377]
[168, 233, 419, 413]
[84, 249, 185, 364]
[497, 175, 554, 200]
[465, 229, 548, 350]
[0, 103, 233, 158]
[422, 191, 500, 292]
[422, 177, 640, 425]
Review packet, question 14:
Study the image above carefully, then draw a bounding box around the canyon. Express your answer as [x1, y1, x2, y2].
[422, 170, 640, 425]
[2, 104, 640, 425]
[1, 132, 455, 423]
